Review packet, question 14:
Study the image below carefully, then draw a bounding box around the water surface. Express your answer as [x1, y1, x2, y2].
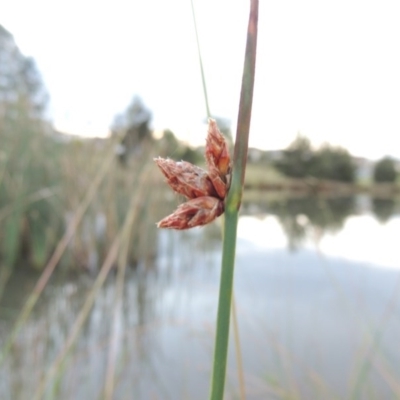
[1, 196, 400, 399]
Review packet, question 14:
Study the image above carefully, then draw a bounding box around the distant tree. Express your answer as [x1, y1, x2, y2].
[373, 157, 397, 183]
[0, 24, 52, 190]
[111, 96, 152, 164]
[311, 144, 356, 183]
[274, 135, 313, 178]
[275, 135, 356, 183]
[0, 24, 48, 128]
[0, 25, 60, 269]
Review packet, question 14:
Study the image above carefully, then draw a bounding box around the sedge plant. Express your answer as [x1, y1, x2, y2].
[154, 1, 259, 399]
[210, 2, 258, 398]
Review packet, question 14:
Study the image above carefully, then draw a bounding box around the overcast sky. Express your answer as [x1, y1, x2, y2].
[3, 0, 400, 159]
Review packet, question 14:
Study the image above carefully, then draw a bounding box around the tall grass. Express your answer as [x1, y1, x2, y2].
[0, 124, 164, 273]
[0, 112, 171, 369]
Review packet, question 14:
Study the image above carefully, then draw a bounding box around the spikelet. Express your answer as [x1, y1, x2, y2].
[154, 158, 217, 199]
[157, 196, 224, 230]
[205, 119, 231, 199]
[155, 119, 231, 229]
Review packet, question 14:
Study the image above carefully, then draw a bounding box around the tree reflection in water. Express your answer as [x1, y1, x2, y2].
[372, 197, 396, 224]
[265, 197, 355, 250]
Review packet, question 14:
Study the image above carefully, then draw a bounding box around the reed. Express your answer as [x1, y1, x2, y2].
[209, 1, 258, 399]
[0, 124, 164, 272]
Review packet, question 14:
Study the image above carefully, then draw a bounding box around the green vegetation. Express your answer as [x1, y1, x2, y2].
[312, 144, 355, 182]
[274, 135, 314, 178]
[0, 125, 165, 272]
[275, 135, 356, 182]
[1, 24, 59, 271]
[373, 156, 397, 183]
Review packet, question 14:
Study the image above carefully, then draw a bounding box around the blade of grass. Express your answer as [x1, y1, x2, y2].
[209, 1, 258, 399]
[190, 0, 211, 119]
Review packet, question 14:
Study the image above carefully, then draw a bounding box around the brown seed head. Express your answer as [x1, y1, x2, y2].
[154, 119, 231, 230]
[157, 196, 224, 230]
[205, 118, 231, 177]
[154, 157, 217, 199]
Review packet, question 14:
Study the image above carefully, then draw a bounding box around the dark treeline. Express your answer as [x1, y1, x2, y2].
[275, 136, 355, 182]
[273, 135, 399, 184]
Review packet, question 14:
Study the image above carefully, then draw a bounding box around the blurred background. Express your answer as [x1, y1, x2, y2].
[1, 1, 400, 399]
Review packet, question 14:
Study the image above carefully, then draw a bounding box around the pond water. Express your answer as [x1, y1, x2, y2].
[1, 196, 400, 399]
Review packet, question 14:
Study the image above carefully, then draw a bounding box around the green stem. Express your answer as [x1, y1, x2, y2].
[210, 209, 238, 400]
[209, 1, 258, 399]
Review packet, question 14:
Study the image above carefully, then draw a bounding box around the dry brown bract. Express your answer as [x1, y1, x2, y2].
[155, 118, 231, 229]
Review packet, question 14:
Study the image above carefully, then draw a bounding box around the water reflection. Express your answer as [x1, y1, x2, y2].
[1, 196, 400, 399]
[372, 197, 396, 224]
[269, 197, 353, 250]
[243, 195, 400, 251]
